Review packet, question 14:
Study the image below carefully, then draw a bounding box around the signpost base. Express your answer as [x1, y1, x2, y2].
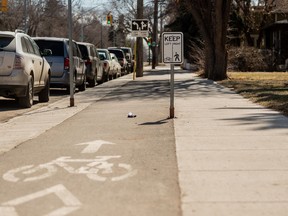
[170, 107, 175, 119]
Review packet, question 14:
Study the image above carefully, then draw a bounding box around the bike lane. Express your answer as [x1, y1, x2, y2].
[0, 72, 181, 216]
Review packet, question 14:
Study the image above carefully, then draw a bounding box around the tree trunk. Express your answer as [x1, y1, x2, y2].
[184, 0, 231, 81]
[152, 0, 158, 69]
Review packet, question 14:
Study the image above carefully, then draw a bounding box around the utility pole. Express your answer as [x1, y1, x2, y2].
[136, 0, 144, 77]
[152, 0, 158, 69]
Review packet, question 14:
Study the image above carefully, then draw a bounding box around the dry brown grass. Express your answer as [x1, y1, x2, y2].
[218, 72, 288, 116]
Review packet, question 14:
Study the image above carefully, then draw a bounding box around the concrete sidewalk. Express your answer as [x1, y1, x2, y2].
[174, 70, 288, 216]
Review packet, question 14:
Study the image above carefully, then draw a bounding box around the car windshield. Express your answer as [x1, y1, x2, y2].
[108, 50, 124, 60]
[34, 40, 64, 56]
[98, 51, 108, 60]
[78, 44, 89, 59]
[121, 48, 129, 55]
[0, 35, 16, 52]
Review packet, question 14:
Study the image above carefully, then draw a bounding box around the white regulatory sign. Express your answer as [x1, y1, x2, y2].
[131, 19, 149, 37]
[162, 32, 183, 64]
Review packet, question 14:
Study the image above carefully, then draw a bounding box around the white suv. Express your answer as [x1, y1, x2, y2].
[0, 30, 51, 108]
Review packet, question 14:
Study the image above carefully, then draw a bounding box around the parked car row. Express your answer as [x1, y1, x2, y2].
[0, 30, 134, 108]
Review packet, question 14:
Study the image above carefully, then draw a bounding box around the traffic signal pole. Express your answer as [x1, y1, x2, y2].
[136, 0, 144, 77]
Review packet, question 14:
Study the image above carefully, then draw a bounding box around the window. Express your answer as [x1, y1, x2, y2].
[34, 40, 64, 56]
[30, 39, 41, 56]
[21, 37, 28, 53]
[0, 35, 16, 51]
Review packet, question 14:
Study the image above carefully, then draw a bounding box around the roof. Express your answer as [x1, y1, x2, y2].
[271, 0, 288, 13]
[263, 19, 288, 30]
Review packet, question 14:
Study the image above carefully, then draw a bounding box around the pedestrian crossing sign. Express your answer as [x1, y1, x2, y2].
[162, 32, 183, 64]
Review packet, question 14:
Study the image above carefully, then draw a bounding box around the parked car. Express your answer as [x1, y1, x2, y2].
[109, 47, 134, 73]
[97, 48, 115, 80]
[0, 30, 51, 108]
[77, 42, 104, 86]
[110, 53, 122, 78]
[33, 37, 86, 92]
[107, 48, 128, 75]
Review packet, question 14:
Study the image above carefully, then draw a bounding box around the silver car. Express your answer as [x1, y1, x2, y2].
[33, 37, 86, 92]
[0, 30, 51, 108]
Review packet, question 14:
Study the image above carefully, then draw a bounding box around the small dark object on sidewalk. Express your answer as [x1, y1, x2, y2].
[128, 112, 137, 118]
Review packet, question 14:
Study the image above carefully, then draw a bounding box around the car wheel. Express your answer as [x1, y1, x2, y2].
[104, 70, 109, 82]
[88, 75, 96, 87]
[108, 71, 113, 80]
[38, 75, 50, 102]
[113, 71, 117, 79]
[19, 76, 34, 108]
[78, 74, 86, 91]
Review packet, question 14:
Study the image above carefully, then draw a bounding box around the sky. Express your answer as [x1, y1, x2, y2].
[80, 0, 110, 9]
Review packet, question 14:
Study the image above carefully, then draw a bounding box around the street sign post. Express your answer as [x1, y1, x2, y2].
[162, 32, 184, 118]
[131, 19, 149, 37]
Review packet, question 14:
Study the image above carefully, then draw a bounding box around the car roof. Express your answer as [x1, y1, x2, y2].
[108, 48, 124, 53]
[108, 48, 124, 51]
[77, 42, 95, 46]
[97, 48, 109, 52]
[33, 37, 71, 42]
[108, 46, 131, 49]
[0, 30, 27, 37]
[0, 31, 16, 36]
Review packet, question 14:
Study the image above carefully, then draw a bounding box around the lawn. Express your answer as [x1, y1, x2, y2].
[218, 72, 288, 116]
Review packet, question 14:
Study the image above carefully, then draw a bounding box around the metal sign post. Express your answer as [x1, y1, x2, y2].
[68, 0, 74, 107]
[170, 64, 175, 118]
[162, 32, 183, 118]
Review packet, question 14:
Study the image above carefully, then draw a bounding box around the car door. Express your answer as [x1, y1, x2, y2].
[73, 41, 85, 84]
[21, 36, 43, 87]
[89, 45, 97, 77]
[92, 46, 103, 80]
[30, 38, 46, 86]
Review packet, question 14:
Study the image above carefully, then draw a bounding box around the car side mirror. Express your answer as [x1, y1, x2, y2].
[99, 55, 104, 60]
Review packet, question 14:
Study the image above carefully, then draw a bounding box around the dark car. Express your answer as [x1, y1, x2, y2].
[77, 42, 104, 86]
[109, 47, 134, 73]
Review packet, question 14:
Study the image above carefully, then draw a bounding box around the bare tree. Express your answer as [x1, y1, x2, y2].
[232, 0, 276, 48]
[183, 0, 232, 81]
[0, 1, 25, 31]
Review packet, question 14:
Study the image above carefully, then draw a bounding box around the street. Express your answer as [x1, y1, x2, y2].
[0, 90, 69, 123]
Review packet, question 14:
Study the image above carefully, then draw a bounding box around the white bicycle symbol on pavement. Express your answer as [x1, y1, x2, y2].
[3, 155, 137, 182]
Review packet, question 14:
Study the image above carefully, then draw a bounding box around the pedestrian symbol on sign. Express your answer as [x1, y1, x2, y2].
[174, 52, 180, 62]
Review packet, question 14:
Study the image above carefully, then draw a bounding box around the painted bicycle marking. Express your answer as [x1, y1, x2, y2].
[0, 184, 81, 216]
[3, 156, 137, 183]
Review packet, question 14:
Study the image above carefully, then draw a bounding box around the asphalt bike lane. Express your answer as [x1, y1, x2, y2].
[0, 71, 181, 216]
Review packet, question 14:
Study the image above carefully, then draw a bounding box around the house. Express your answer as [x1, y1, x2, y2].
[263, 0, 288, 70]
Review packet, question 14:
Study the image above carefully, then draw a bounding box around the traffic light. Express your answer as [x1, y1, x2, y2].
[106, 14, 113, 25]
[0, 0, 8, 12]
[147, 37, 152, 46]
